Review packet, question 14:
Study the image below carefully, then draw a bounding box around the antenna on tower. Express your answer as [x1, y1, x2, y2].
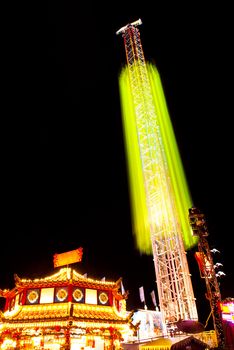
[116, 18, 142, 35]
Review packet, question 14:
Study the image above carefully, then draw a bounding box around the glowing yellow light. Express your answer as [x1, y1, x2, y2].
[1, 339, 16, 350]
[119, 62, 198, 253]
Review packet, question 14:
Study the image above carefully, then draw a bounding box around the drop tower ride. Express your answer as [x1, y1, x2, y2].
[116, 19, 198, 328]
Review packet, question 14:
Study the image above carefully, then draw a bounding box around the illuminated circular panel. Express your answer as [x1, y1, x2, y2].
[73, 288, 83, 302]
[99, 292, 108, 304]
[56, 288, 68, 302]
[27, 290, 39, 304]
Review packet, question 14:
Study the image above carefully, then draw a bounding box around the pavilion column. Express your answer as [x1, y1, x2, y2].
[64, 327, 71, 350]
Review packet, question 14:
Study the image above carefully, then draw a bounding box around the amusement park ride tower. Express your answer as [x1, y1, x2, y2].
[116, 20, 198, 330]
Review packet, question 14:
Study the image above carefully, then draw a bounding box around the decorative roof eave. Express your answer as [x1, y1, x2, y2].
[0, 288, 18, 299]
[2, 317, 130, 326]
[0, 319, 133, 333]
[14, 268, 120, 291]
[2, 302, 131, 322]
[1, 316, 131, 328]
[0, 289, 9, 298]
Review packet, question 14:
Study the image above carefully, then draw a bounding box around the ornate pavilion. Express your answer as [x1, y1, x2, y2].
[0, 267, 137, 350]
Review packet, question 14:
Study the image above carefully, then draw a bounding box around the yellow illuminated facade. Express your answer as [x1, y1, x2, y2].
[0, 268, 136, 349]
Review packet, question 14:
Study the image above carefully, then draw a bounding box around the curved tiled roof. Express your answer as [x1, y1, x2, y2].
[2, 303, 130, 324]
[73, 304, 129, 322]
[14, 268, 120, 291]
[3, 304, 69, 322]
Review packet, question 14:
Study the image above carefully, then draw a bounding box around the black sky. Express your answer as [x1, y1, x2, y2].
[1, 1, 233, 326]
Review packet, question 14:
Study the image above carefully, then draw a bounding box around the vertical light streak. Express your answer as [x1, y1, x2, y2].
[117, 22, 198, 323]
[119, 62, 198, 253]
[119, 69, 151, 253]
[147, 63, 198, 250]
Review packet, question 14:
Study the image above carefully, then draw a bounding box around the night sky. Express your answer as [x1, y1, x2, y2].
[1, 2, 233, 327]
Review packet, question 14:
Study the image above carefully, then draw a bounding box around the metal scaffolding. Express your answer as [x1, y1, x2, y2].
[117, 20, 198, 329]
[189, 207, 226, 349]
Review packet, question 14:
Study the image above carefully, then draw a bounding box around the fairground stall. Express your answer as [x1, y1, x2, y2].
[0, 266, 137, 350]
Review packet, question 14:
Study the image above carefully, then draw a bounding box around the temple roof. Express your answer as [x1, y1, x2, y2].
[13, 267, 121, 291]
[2, 303, 131, 324]
[0, 266, 136, 339]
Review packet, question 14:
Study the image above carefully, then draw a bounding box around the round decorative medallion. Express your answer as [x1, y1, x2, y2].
[27, 290, 39, 304]
[56, 288, 68, 302]
[73, 288, 83, 302]
[99, 292, 108, 304]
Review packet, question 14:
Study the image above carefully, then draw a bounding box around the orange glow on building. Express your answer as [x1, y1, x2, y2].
[0, 267, 137, 349]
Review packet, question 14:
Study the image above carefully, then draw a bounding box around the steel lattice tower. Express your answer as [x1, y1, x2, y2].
[189, 207, 226, 349]
[117, 20, 198, 328]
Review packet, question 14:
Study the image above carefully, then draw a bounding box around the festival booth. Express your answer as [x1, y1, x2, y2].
[131, 309, 164, 340]
[137, 336, 210, 350]
[139, 337, 173, 350]
[170, 336, 209, 350]
[0, 265, 137, 350]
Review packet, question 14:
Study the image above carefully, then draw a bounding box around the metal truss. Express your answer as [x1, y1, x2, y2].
[117, 21, 198, 328]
